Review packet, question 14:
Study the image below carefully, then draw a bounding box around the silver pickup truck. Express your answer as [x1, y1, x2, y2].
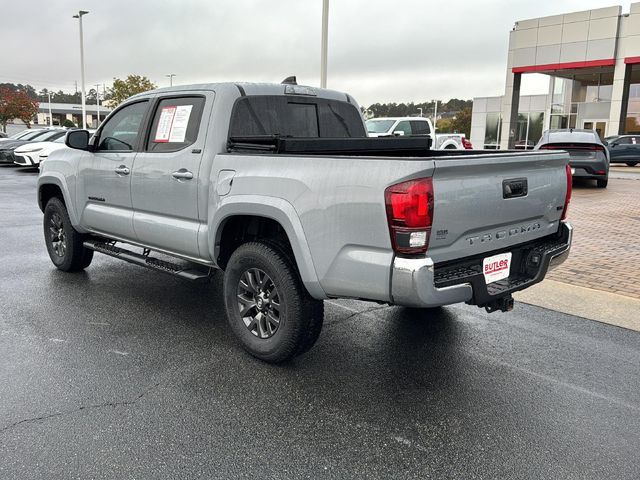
[37, 81, 573, 363]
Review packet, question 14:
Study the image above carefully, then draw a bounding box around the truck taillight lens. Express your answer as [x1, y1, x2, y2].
[562, 163, 572, 220]
[462, 137, 473, 149]
[384, 178, 434, 254]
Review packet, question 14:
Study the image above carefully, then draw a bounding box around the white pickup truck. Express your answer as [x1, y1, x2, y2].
[366, 116, 472, 149]
[37, 80, 572, 363]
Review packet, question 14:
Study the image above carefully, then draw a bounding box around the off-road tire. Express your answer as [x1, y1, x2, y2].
[223, 241, 324, 363]
[43, 197, 93, 271]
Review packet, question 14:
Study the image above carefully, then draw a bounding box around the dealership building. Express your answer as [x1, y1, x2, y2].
[470, 3, 640, 149]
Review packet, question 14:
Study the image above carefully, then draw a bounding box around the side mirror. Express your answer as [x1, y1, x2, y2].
[65, 130, 93, 151]
[393, 131, 405, 136]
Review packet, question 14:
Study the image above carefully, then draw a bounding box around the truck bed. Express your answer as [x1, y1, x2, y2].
[213, 146, 569, 303]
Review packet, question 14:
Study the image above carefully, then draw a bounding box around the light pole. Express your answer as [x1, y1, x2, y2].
[73, 10, 89, 129]
[433, 99, 438, 132]
[95, 83, 101, 125]
[166, 74, 176, 87]
[320, 0, 329, 88]
[47, 91, 53, 127]
[417, 107, 423, 117]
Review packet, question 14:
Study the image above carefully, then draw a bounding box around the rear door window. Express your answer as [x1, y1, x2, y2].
[410, 121, 430, 135]
[146, 96, 205, 152]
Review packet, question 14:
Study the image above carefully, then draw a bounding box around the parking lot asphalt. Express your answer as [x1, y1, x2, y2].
[1, 166, 640, 480]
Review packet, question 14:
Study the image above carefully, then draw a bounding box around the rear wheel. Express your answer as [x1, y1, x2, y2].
[596, 177, 608, 188]
[43, 197, 93, 271]
[223, 241, 324, 363]
[626, 162, 638, 167]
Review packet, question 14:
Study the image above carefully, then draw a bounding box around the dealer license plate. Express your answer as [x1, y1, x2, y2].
[482, 252, 512, 284]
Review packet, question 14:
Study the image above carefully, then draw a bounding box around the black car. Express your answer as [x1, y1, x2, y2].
[0, 129, 66, 164]
[604, 135, 640, 166]
[535, 129, 609, 188]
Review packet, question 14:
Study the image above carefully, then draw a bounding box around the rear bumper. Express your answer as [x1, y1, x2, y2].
[570, 160, 608, 178]
[390, 222, 573, 308]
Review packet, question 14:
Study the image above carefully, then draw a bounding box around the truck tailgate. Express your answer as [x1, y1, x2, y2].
[428, 151, 569, 263]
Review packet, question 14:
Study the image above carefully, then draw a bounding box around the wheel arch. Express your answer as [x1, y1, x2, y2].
[441, 141, 459, 150]
[37, 175, 82, 228]
[209, 196, 326, 299]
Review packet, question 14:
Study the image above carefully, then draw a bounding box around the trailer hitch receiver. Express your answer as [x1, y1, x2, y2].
[483, 295, 514, 313]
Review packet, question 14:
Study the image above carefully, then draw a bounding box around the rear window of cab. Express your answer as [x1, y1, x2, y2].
[229, 96, 366, 139]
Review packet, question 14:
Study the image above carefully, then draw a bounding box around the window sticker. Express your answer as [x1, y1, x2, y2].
[155, 106, 176, 142]
[168, 105, 193, 143]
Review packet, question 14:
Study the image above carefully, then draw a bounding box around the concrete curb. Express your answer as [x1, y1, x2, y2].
[514, 279, 640, 332]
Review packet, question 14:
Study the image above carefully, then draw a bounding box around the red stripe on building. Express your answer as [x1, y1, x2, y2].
[512, 58, 616, 73]
[624, 56, 640, 64]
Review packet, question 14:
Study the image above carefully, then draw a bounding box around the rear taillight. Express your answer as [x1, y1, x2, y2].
[384, 178, 434, 254]
[540, 143, 605, 151]
[561, 163, 572, 221]
[462, 137, 473, 149]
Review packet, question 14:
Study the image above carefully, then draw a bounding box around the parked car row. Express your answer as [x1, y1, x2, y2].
[0, 128, 66, 165]
[0, 128, 93, 167]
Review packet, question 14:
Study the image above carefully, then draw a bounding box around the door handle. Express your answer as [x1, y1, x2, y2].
[172, 169, 193, 180]
[114, 165, 130, 175]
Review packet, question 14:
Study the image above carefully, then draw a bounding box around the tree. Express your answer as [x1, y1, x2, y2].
[0, 83, 37, 100]
[363, 99, 473, 119]
[435, 117, 454, 133]
[0, 87, 39, 132]
[107, 75, 157, 106]
[450, 107, 472, 137]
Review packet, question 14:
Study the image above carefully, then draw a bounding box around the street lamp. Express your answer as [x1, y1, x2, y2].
[166, 74, 176, 87]
[433, 99, 438, 132]
[72, 10, 89, 129]
[95, 83, 101, 125]
[320, 0, 329, 88]
[47, 91, 53, 127]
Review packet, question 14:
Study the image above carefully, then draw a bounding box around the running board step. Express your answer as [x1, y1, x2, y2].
[83, 240, 211, 282]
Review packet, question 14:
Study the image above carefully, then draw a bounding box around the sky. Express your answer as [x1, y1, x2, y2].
[0, 0, 634, 106]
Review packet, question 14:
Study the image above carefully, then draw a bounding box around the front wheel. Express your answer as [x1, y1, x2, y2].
[626, 162, 638, 167]
[43, 197, 93, 271]
[223, 241, 324, 363]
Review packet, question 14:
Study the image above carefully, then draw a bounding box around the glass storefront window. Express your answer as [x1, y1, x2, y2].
[624, 65, 640, 134]
[625, 114, 640, 134]
[514, 112, 544, 149]
[484, 113, 501, 147]
[550, 115, 567, 130]
[550, 114, 576, 130]
[515, 113, 528, 145]
[528, 112, 544, 145]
